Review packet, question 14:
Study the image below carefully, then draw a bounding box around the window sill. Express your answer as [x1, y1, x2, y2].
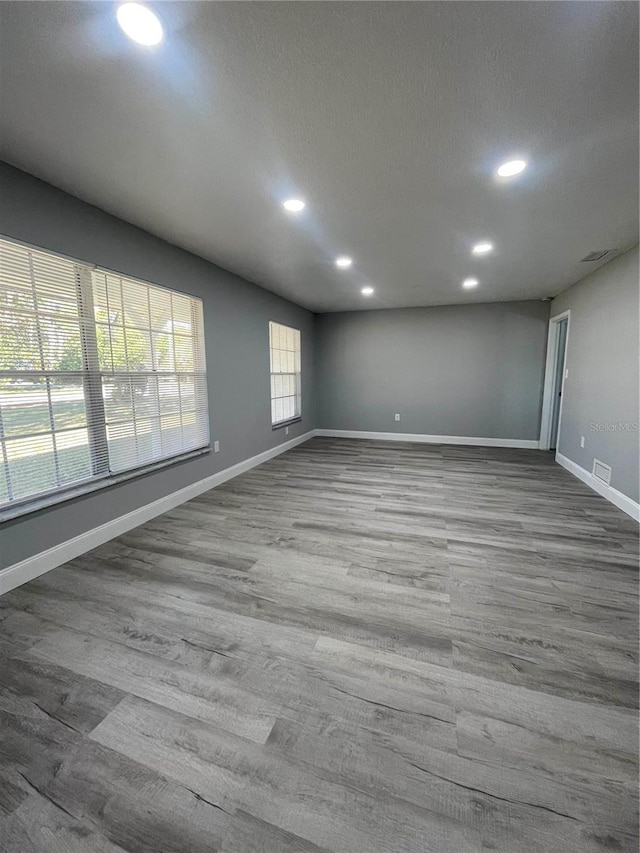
[0, 446, 211, 523]
[272, 417, 302, 431]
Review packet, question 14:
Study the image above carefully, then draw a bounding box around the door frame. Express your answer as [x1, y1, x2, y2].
[539, 310, 571, 452]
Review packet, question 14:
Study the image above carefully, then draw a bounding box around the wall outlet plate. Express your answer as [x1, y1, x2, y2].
[214, 440, 220, 453]
[394, 413, 400, 421]
[285, 426, 289, 436]
[580, 436, 585, 448]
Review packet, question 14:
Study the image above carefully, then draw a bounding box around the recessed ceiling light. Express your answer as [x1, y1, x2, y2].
[335, 256, 353, 269]
[462, 278, 479, 289]
[117, 3, 163, 46]
[472, 242, 494, 255]
[283, 199, 305, 213]
[496, 159, 527, 178]
[361, 286, 374, 296]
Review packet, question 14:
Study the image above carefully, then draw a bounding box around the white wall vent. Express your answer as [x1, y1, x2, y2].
[592, 459, 612, 487]
[581, 250, 611, 262]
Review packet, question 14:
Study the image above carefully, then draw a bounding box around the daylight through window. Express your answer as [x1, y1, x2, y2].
[269, 321, 301, 427]
[0, 237, 209, 512]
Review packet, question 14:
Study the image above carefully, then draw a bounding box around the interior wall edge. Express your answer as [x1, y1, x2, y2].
[556, 452, 640, 522]
[314, 429, 540, 449]
[4, 428, 637, 596]
[315, 301, 550, 442]
[0, 430, 315, 596]
[550, 245, 640, 504]
[0, 161, 318, 568]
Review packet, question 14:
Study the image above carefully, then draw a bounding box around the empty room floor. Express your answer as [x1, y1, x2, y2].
[0, 437, 638, 853]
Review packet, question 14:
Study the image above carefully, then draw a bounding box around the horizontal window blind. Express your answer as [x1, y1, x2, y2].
[91, 268, 209, 474]
[269, 321, 301, 426]
[0, 237, 209, 512]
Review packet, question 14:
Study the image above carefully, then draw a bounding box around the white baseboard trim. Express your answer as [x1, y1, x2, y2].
[9, 431, 634, 596]
[556, 452, 640, 522]
[0, 430, 315, 595]
[315, 429, 540, 450]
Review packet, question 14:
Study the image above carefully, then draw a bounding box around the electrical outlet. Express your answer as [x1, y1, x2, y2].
[394, 413, 400, 422]
[214, 440, 220, 453]
[580, 436, 585, 448]
[564, 368, 569, 379]
[285, 426, 289, 436]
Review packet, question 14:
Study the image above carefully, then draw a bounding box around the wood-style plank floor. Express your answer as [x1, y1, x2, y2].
[1, 437, 638, 853]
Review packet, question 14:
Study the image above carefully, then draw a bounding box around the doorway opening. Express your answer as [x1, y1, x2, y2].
[540, 311, 570, 453]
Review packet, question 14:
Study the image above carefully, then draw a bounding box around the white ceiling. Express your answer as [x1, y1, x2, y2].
[0, 1, 638, 313]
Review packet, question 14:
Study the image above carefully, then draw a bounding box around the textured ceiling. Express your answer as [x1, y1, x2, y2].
[0, 1, 638, 312]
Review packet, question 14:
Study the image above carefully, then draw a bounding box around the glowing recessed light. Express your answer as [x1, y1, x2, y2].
[117, 3, 163, 46]
[283, 198, 305, 213]
[472, 242, 494, 255]
[361, 286, 374, 296]
[496, 159, 527, 178]
[335, 256, 353, 269]
[463, 278, 479, 289]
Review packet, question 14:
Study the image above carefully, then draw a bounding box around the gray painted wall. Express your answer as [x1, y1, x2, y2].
[551, 246, 639, 503]
[316, 301, 549, 439]
[0, 163, 317, 569]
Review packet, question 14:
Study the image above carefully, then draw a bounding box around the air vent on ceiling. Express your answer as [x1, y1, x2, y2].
[581, 250, 611, 262]
[592, 458, 612, 487]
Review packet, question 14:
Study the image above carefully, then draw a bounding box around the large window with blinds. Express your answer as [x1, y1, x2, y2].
[0, 236, 209, 515]
[269, 321, 301, 427]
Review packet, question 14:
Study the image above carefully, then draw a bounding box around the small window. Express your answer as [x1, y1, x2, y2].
[269, 321, 301, 427]
[0, 236, 209, 514]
